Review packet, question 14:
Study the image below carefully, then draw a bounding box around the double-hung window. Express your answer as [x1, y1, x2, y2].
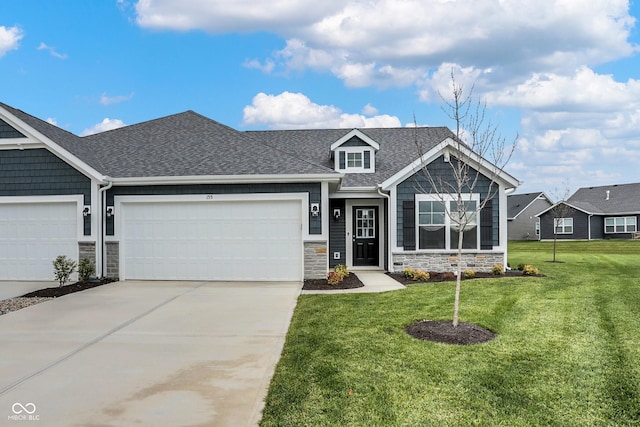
[554, 218, 573, 234]
[605, 217, 637, 233]
[416, 195, 479, 250]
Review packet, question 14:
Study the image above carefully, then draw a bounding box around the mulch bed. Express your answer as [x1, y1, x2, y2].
[21, 278, 116, 298]
[405, 320, 496, 345]
[302, 273, 365, 290]
[388, 270, 530, 286]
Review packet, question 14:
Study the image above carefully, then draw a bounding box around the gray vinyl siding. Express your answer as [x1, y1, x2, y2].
[328, 199, 346, 268]
[539, 207, 589, 240]
[341, 136, 370, 147]
[106, 182, 322, 236]
[0, 119, 26, 138]
[0, 148, 92, 235]
[395, 155, 499, 248]
[590, 215, 604, 239]
[508, 198, 552, 240]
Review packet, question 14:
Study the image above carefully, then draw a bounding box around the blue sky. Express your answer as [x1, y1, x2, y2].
[1, 0, 639, 196]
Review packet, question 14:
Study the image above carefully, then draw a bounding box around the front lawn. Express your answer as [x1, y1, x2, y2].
[260, 240, 640, 426]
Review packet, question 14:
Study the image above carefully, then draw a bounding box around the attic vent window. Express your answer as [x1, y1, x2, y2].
[336, 148, 374, 173]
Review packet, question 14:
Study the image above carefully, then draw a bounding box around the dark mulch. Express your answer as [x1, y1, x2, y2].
[405, 320, 496, 345]
[388, 270, 533, 286]
[21, 278, 117, 298]
[302, 273, 365, 290]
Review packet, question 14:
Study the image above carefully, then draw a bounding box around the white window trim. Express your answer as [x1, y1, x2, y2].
[554, 218, 573, 234]
[604, 216, 637, 233]
[415, 193, 481, 251]
[335, 147, 375, 173]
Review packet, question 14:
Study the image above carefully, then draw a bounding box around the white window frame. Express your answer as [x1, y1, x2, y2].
[334, 147, 375, 173]
[415, 193, 480, 251]
[347, 151, 363, 168]
[604, 216, 637, 234]
[554, 218, 573, 234]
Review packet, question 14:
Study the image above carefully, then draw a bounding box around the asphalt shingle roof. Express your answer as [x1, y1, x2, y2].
[508, 192, 546, 219]
[246, 127, 456, 188]
[567, 183, 640, 214]
[82, 111, 336, 178]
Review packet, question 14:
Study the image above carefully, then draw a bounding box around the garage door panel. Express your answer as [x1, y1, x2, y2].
[121, 199, 303, 281]
[0, 202, 78, 280]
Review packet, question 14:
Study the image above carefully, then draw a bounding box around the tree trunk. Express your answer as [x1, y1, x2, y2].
[452, 229, 464, 327]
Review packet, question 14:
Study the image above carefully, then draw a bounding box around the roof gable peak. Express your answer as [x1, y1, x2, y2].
[330, 129, 380, 151]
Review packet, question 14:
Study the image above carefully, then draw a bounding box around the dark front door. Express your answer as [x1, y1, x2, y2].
[352, 206, 378, 266]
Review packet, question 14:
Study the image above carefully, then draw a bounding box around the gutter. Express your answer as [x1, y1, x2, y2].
[97, 179, 113, 278]
[377, 186, 392, 273]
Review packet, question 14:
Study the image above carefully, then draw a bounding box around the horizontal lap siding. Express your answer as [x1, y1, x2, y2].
[539, 207, 589, 240]
[328, 199, 346, 268]
[106, 183, 322, 236]
[0, 148, 92, 235]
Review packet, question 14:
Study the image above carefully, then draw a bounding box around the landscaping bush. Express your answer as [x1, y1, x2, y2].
[327, 271, 343, 285]
[53, 255, 77, 287]
[517, 263, 526, 271]
[492, 264, 505, 275]
[334, 264, 349, 279]
[522, 264, 539, 276]
[463, 269, 475, 279]
[78, 258, 96, 282]
[403, 268, 430, 282]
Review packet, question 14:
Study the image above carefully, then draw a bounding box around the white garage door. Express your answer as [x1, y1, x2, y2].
[0, 202, 78, 280]
[120, 199, 303, 281]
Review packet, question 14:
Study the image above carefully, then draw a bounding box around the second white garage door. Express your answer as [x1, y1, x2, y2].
[120, 199, 303, 281]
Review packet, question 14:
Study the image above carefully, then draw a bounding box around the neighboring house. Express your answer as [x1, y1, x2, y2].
[538, 183, 640, 240]
[507, 192, 553, 240]
[0, 102, 520, 282]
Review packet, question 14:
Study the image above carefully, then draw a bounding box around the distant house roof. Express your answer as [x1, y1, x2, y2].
[566, 183, 640, 215]
[507, 192, 551, 219]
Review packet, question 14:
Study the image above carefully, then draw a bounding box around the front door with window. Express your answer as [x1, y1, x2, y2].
[352, 206, 378, 266]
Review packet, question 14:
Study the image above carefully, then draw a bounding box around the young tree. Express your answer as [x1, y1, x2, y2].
[416, 72, 517, 327]
[548, 184, 572, 262]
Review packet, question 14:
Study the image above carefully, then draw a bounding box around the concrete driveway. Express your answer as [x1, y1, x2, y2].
[0, 280, 301, 427]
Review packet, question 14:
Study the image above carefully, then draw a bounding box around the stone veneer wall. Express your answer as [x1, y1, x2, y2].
[304, 241, 328, 280]
[105, 241, 119, 279]
[78, 242, 96, 262]
[392, 252, 504, 273]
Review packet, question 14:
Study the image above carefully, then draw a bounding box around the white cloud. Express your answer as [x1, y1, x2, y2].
[362, 103, 378, 115]
[242, 91, 400, 129]
[37, 42, 68, 59]
[46, 118, 58, 126]
[100, 92, 135, 105]
[0, 26, 23, 58]
[81, 118, 126, 136]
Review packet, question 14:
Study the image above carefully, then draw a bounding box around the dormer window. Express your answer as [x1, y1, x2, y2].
[331, 129, 379, 174]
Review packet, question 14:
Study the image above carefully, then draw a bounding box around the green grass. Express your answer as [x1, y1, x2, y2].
[261, 240, 640, 426]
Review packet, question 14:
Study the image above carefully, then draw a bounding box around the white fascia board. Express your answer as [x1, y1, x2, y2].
[109, 173, 343, 186]
[511, 192, 551, 220]
[380, 137, 521, 191]
[330, 129, 380, 151]
[535, 201, 592, 217]
[0, 106, 107, 183]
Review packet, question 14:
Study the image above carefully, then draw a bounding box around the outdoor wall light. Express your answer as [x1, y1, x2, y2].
[333, 208, 341, 221]
[310, 203, 320, 217]
[106, 206, 114, 218]
[83, 206, 91, 217]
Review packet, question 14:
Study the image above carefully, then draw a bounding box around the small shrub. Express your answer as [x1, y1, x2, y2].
[53, 255, 77, 287]
[403, 268, 430, 282]
[517, 263, 526, 271]
[522, 264, 539, 276]
[492, 264, 504, 275]
[327, 271, 343, 285]
[442, 272, 456, 280]
[463, 269, 475, 279]
[334, 264, 349, 279]
[78, 258, 96, 282]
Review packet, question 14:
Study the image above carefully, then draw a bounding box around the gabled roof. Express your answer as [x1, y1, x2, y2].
[247, 127, 457, 188]
[329, 129, 380, 151]
[566, 183, 640, 215]
[81, 111, 338, 179]
[508, 192, 552, 219]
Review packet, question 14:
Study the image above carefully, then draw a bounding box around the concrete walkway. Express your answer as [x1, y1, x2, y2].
[301, 270, 405, 294]
[0, 280, 301, 427]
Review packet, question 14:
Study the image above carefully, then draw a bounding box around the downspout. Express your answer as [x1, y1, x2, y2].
[377, 186, 392, 272]
[98, 179, 113, 278]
